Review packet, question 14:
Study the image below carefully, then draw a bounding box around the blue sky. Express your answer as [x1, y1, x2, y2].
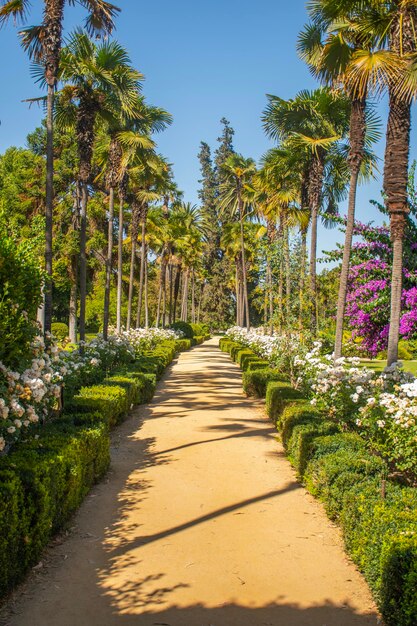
[0, 0, 413, 263]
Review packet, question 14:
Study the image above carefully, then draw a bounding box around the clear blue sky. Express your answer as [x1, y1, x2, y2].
[0, 0, 415, 263]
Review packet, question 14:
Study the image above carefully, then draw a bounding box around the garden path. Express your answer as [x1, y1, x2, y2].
[1, 338, 379, 626]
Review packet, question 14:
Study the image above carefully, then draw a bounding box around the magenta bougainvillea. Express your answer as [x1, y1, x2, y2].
[327, 170, 417, 355]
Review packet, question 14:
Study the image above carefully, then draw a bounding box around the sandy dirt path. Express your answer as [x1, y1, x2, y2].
[1, 338, 379, 626]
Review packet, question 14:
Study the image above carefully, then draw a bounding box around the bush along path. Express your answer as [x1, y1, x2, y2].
[220, 336, 417, 626]
[0, 337, 378, 626]
[0, 332, 203, 602]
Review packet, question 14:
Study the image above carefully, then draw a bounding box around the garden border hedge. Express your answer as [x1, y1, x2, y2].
[0, 337, 191, 600]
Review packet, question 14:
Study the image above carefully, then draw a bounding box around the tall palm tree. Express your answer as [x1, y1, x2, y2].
[298, 3, 384, 357]
[0, 0, 120, 336]
[262, 88, 351, 332]
[56, 31, 141, 343]
[220, 154, 257, 330]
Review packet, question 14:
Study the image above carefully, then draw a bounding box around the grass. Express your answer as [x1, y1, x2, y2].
[360, 359, 417, 376]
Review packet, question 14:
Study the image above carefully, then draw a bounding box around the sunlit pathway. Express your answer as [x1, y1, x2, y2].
[1, 338, 379, 626]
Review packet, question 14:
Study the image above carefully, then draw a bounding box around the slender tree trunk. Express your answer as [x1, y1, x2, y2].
[136, 209, 147, 328]
[42, 82, 55, 337]
[68, 259, 77, 343]
[127, 202, 140, 331]
[181, 268, 189, 321]
[334, 98, 367, 359]
[308, 151, 325, 335]
[168, 264, 173, 325]
[268, 261, 274, 335]
[156, 265, 163, 327]
[387, 230, 405, 365]
[144, 248, 149, 328]
[197, 283, 204, 324]
[191, 269, 196, 323]
[103, 188, 114, 340]
[278, 256, 283, 333]
[79, 182, 88, 346]
[235, 262, 240, 326]
[173, 265, 182, 323]
[299, 227, 307, 331]
[116, 192, 124, 332]
[284, 219, 291, 325]
[238, 196, 250, 330]
[384, 94, 411, 364]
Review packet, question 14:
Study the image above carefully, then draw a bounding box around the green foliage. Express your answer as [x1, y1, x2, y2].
[67, 384, 129, 428]
[190, 323, 209, 337]
[243, 368, 289, 398]
[0, 421, 109, 596]
[265, 381, 305, 423]
[51, 322, 69, 341]
[170, 321, 194, 339]
[0, 236, 43, 367]
[175, 338, 192, 351]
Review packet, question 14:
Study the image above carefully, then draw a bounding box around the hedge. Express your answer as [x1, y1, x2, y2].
[268, 388, 417, 626]
[265, 381, 305, 423]
[243, 368, 289, 398]
[0, 340, 177, 600]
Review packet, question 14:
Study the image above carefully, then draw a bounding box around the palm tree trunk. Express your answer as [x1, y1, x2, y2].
[116, 192, 123, 332]
[103, 188, 114, 340]
[136, 209, 147, 328]
[334, 98, 367, 359]
[238, 196, 250, 330]
[173, 265, 182, 323]
[299, 226, 307, 331]
[191, 269, 196, 323]
[127, 202, 140, 331]
[284, 219, 291, 325]
[68, 256, 77, 344]
[308, 152, 325, 335]
[156, 261, 164, 327]
[44, 82, 54, 337]
[144, 248, 149, 328]
[79, 181, 88, 346]
[197, 283, 204, 324]
[235, 263, 240, 326]
[384, 92, 411, 364]
[168, 264, 173, 325]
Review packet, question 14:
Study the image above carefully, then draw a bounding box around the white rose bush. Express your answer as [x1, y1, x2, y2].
[0, 327, 181, 453]
[227, 326, 417, 478]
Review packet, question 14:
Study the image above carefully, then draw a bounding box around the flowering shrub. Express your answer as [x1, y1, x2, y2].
[227, 327, 417, 478]
[0, 335, 62, 452]
[113, 327, 181, 355]
[0, 326, 185, 452]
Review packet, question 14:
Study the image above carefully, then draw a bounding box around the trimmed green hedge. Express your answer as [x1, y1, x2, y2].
[265, 381, 305, 423]
[243, 368, 289, 398]
[269, 391, 417, 626]
[0, 340, 177, 600]
[175, 338, 192, 352]
[0, 420, 109, 596]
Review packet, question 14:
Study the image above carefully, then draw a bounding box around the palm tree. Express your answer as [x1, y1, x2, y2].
[56, 31, 141, 343]
[0, 0, 120, 336]
[220, 154, 256, 330]
[262, 88, 351, 332]
[298, 3, 384, 357]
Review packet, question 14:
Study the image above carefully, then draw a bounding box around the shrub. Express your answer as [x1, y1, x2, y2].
[243, 368, 289, 398]
[51, 322, 69, 341]
[190, 323, 209, 337]
[170, 321, 193, 339]
[0, 420, 109, 596]
[341, 483, 417, 626]
[243, 358, 269, 372]
[194, 335, 205, 345]
[265, 381, 305, 423]
[175, 338, 192, 352]
[286, 421, 339, 477]
[0, 236, 43, 368]
[236, 348, 255, 367]
[66, 384, 129, 428]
